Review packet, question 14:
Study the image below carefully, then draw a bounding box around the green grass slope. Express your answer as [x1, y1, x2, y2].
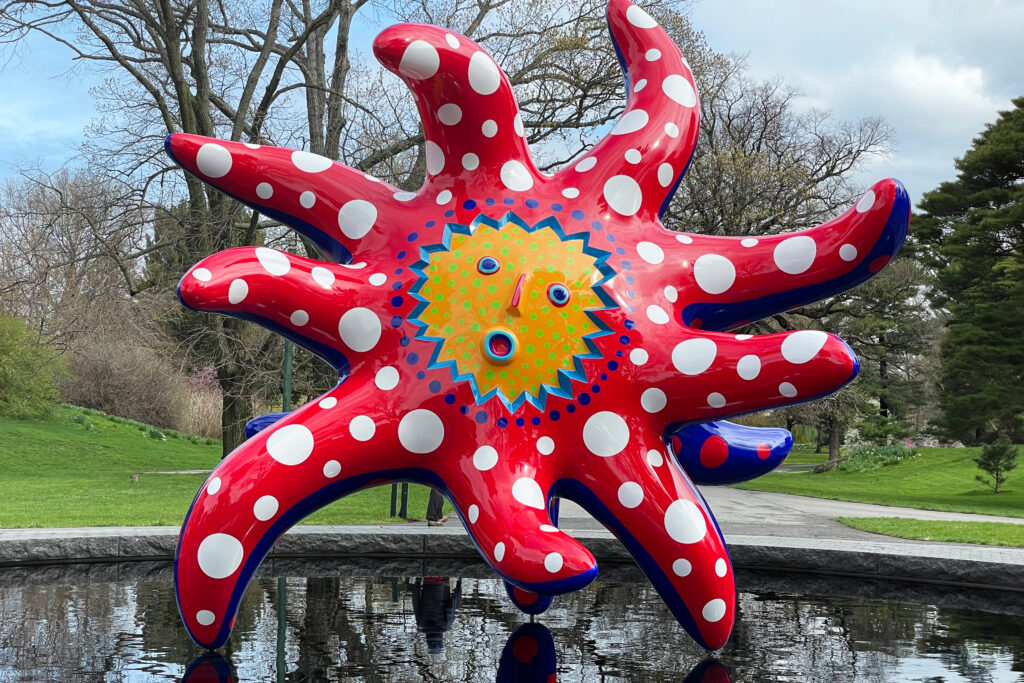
[0, 406, 440, 528]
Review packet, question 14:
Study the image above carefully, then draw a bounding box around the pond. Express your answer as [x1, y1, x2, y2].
[1, 559, 1022, 681]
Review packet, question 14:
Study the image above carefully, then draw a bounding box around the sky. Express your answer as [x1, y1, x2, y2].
[1, 1, 1022, 207]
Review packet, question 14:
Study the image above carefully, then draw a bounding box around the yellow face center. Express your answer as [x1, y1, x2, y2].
[415, 220, 604, 407]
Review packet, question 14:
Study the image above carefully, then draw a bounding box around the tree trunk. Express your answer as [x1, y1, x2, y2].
[828, 426, 842, 464]
[815, 428, 824, 454]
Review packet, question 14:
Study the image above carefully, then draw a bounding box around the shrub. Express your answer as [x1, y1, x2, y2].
[974, 435, 1018, 494]
[835, 444, 918, 472]
[0, 313, 64, 418]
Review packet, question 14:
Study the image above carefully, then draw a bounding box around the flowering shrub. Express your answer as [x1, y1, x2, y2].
[836, 444, 918, 472]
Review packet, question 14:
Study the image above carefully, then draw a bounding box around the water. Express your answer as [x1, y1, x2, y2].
[1, 559, 1022, 682]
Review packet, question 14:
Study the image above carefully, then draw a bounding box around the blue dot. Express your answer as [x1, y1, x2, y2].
[619, 335, 630, 344]
[615, 350, 623, 358]
[444, 210, 455, 218]
[397, 250, 407, 259]
[625, 274, 635, 285]
[391, 296, 404, 307]
[394, 268, 404, 275]
[566, 404, 576, 413]
[608, 360, 619, 370]
[571, 210, 584, 220]
[504, 197, 514, 206]
[624, 319, 636, 330]
[600, 373, 608, 381]
[549, 410, 560, 421]
[526, 198, 539, 209]
[591, 221, 603, 230]
[551, 203, 563, 212]
[486, 198, 496, 206]
[400, 336, 411, 346]
[497, 417, 508, 428]
[408, 353, 419, 364]
[426, 220, 436, 228]
[606, 234, 616, 242]
[444, 394, 456, 404]
[621, 261, 633, 271]
[475, 411, 488, 424]
[592, 384, 601, 393]
[578, 394, 591, 405]
[531, 416, 541, 426]
[408, 233, 418, 242]
[627, 305, 635, 313]
[393, 281, 403, 291]
[391, 316, 403, 328]
[416, 371, 426, 380]
[515, 417, 525, 426]
[464, 200, 477, 210]
[460, 405, 469, 414]
[627, 290, 635, 298]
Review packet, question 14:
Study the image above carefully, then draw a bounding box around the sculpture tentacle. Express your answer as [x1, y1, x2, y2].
[670, 421, 793, 485]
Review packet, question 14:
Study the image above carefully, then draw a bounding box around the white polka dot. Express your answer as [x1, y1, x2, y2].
[646, 305, 670, 324]
[512, 477, 545, 510]
[782, 330, 829, 364]
[398, 409, 444, 453]
[253, 495, 279, 521]
[540, 524, 559, 533]
[735, 334, 753, 340]
[338, 308, 381, 352]
[468, 504, 480, 523]
[626, 4, 658, 28]
[196, 533, 244, 579]
[375, 366, 399, 390]
[676, 234, 693, 244]
[266, 423, 314, 465]
[206, 477, 221, 495]
[537, 437, 554, 455]
[646, 48, 661, 61]
[399, 40, 440, 79]
[513, 113, 525, 136]
[774, 235, 817, 274]
[500, 160, 533, 191]
[544, 552, 564, 573]
[196, 143, 232, 178]
[741, 237, 758, 247]
[425, 141, 445, 175]
[468, 51, 500, 95]
[349, 415, 376, 441]
[318, 397, 337, 409]
[583, 411, 630, 457]
[311, 267, 335, 288]
[196, 610, 216, 626]
[494, 541, 505, 562]
[839, 243, 858, 261]
[192, 268, 212, 282]
[779, 382, 798, 398]
[664, 499, 707, 543]
[482, 119, 498, 137]
[364, 174, 381, 183]
[658, 163, 674, 187]
[707, 392, 726, 409]
[672, 558, 692, 576]
[737, 355, 761, 380]
[437, 103, 462, 125]
[672, 338, 717, 375]
[633, 78, 648, 92]
[291, 150, 333, 173]
[255, 247, 290, 276]
[228, 279, 248, 304]
[337, 199, 377, 239]
[694, 254, 736, 294]
[856, 190, 876, 213]
[368, 273, 387, 286]
[630, 348, 649, 366]
[611, 109, 649, 135]
[664, 286, 678, 302]
[703, 599, 727, 622]
[256, 182, 273, 199]
[625, 148, 641, 164]
[299, 190, 316, 208]
[618, 481, 644, 508]
[575, 157, 598, 172]
[243, 143, 261, 149]
[715, 558, 728, 577]
[665, 122, 680, 137]
[641, 388, 667, 413]
[473, 445, 498, 471]
[323, 460, 341, 478]
[445, 33, 460, 49]
[436, 189, 453, 205]
[603, 175, 643, 216]
[647, 449, 664, 467]
[394, 191, 416, 202]
[663, 74, 697, 107]
[637, 241, 664, 264]
[462, 153, 480, 170]
[289, 310, 309, 326]
[562, 187, 580, 199]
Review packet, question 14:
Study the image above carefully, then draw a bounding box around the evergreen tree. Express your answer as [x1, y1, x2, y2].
[915, 97, 1024, 445]
[973, 434, 1018, 493]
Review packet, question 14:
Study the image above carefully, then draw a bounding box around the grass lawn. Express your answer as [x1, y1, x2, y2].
[738, 445, 1024, 518]
[0, 406, 446, 528]
[837, 517, 1024, 547]
[777, 446, 828, 466]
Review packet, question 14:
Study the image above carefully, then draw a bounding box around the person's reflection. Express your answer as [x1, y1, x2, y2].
[409, 577, 463, 653]
[181, 653, 236, 683]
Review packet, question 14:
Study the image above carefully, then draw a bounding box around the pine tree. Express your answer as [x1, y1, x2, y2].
[973, 435, 1018, 493]
[915, 97, 1024, 444]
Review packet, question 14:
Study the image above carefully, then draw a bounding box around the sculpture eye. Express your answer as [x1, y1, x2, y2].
[477, 256, 500, 275]
[547, 283, 571, 307]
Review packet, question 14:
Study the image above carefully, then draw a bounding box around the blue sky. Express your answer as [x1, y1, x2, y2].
[1, 1, 1022, 207]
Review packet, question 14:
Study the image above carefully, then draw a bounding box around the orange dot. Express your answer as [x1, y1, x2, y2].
[757, 443, 771, 460]
[699, 436, 729, 469]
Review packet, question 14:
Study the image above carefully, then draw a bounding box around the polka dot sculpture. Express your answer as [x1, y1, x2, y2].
[167, 0, 910, 652]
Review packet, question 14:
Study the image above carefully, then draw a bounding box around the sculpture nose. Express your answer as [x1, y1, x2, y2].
[510, 273, 527, 310]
